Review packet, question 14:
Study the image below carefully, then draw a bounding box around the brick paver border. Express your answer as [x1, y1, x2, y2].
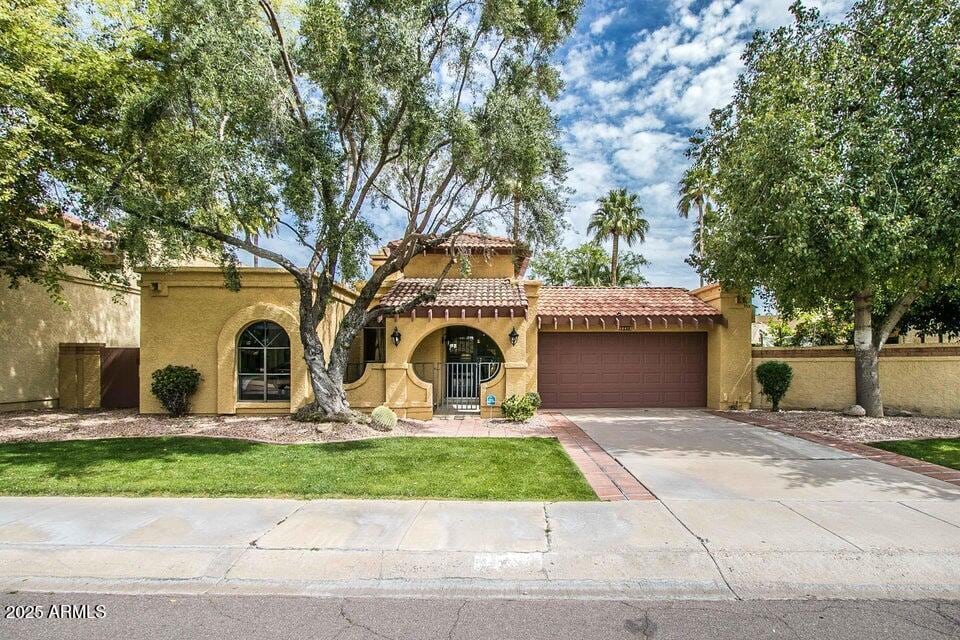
[714, 411, 960, 487]
[541, 412, 657, 501]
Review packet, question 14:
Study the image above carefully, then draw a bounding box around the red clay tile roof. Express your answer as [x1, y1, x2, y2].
[386, 232, 515, 254]
[379, 278, 528, 314]
[538, 286, 721, 319]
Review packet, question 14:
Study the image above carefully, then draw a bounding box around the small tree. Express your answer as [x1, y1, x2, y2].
[530, 244, 649, 286]
[755, 361, 793, 412]
[766, 319, 795, 347]
[588, 189, 649, 286]
[151, 365, 202, 417]
[676, 164, 711, 286]
[691, 0, 960, 417]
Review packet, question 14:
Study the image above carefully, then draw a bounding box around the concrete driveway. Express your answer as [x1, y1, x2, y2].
[561, 409, 960, 502]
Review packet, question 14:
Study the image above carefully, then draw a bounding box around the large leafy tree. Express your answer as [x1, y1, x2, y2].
[531, 243, 648, 286]
[0, 0, 139, 296]
[690, 0, 960, 417]
[587, 188, 649, 286]
[86, 0, 579, 418]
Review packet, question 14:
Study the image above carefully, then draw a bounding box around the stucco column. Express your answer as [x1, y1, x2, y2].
[693, 284, 753, 410]
[383, 318, 409, 416]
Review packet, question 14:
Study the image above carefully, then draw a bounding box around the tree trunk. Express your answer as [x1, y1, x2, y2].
[511, 195, 521, 243]
[610, 234, 619, 286]
[696, 200, 704, 287]
[296, 285, 351, 418]
[852, 292, 883, 417]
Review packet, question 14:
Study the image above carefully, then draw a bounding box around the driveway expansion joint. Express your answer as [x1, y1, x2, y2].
[657, 500, 742, 601]
[248, 503, 304, 548]
[776, 501, 864, 552]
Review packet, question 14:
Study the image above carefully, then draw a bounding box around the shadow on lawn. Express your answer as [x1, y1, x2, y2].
[0, 436, 379, 479]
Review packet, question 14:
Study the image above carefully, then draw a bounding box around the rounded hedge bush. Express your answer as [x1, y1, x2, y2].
[755, 360, 793, 411]
[150, 365, 202, 417]
[525, 392, 542, 410]
[502, 393, 539, 422]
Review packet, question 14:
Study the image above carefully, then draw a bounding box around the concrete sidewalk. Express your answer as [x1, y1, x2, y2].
[1, 496, 959, 601]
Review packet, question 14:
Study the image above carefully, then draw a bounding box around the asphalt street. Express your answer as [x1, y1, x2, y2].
[0, 593, 958, 640]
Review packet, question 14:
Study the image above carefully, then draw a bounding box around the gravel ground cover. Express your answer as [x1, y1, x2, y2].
[729, 409, 960, 442]
[0, 409, 549, 444]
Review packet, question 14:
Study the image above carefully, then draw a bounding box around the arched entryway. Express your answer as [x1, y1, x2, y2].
[411, 326, 504, 413]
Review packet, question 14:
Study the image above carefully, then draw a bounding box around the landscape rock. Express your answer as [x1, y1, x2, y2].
[885, 407, 914, 417]
[843, 404, 867, 417]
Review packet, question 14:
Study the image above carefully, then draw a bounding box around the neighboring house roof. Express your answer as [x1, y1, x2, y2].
[386, 232, 516, 254]
[537, 286, 723, 327]
[378, 278, 528, 317]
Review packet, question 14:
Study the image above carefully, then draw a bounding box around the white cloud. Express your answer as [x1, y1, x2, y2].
[561, 43, 603, 87]
[670, 51, 743, 126]
[590, 13, 615, 35]
[612, 130, 686, 181]
[565, 158, 614, 202]
[588, 79, 627, 98]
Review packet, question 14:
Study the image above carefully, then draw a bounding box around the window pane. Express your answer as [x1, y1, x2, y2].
[238, 322, 266, 347]
[265, 375, 291, 401]
[238, 375, 265, 401]
[238, 348, 264, 374]
[264, 322, 290, 347]
[363, 327, 384, 362]
[265, 348, 291, 374]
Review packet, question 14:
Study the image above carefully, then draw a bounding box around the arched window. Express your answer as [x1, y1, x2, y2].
[237, 321, 291, 402]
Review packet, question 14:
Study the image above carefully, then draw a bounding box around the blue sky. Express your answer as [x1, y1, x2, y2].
[255, 0, 852, 288]
[549, 0, 851, 288]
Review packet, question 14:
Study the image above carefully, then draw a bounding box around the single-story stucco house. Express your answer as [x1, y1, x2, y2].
[138, 234, 754, 419]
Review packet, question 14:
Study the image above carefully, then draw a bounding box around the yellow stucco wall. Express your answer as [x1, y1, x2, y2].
[693, 284, 754, 410]
[401, 253, 516, 279]
[751, 346, 960, 416]
[0, 270, 140, 411]
[138, 268, 353, 414]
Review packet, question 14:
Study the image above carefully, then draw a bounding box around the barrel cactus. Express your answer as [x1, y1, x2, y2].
[370, 405, 398, 431]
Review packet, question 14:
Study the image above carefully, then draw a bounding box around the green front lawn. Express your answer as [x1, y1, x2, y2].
[869, 438, 960, 471]
[0, 436, 596, 501]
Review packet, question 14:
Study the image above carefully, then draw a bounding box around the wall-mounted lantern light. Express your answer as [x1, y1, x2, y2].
[391, 327, 402, 346]
[508, 327, 519, 346]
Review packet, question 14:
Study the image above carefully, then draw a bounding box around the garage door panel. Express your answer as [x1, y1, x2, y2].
[538, 332, 707, 408]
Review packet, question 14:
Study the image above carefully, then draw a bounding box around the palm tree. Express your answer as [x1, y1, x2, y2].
[677, 165, 711, 284]
[588, 188, 649, 286]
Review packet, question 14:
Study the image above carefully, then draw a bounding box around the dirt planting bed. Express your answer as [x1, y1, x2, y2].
[0, 409, 423, 444]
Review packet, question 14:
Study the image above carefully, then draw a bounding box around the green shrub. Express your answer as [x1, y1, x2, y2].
[525, 392, 542, 409]
[502, 394, 538, 422]
[150, 365, 202, 417]
[755, 360, 793, 411]
[370, 405, 397, 431]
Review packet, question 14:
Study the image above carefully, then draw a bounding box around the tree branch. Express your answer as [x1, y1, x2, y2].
[874, 286, 922, 349]
[258, 0, 309, 128]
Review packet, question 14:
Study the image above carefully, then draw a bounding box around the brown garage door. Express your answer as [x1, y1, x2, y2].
[538, 332, 707, 408]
